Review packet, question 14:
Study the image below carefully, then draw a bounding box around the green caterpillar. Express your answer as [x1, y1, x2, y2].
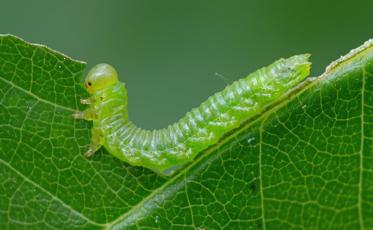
[74, 54, 311, 175]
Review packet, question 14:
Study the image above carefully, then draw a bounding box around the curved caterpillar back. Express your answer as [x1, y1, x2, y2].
[76, 54, 311, 175]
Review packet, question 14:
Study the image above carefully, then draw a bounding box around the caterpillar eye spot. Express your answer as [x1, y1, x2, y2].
[88, 82, 92, 86]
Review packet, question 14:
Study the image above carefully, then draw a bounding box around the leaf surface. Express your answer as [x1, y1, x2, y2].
[1, 35, 373, 229]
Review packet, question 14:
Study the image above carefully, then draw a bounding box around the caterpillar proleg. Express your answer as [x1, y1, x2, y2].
[73, 54, 311, 175]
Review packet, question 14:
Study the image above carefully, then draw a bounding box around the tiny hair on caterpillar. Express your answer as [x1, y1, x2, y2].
[73, 54, 311, 175]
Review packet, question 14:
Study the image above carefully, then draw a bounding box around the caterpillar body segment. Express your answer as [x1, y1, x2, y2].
[74, 55, 311, 175]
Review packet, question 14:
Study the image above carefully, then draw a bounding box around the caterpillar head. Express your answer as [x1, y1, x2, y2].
[84, 64, 119, 94]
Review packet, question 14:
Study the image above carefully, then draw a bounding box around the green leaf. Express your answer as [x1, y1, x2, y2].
[1, 35, 373, 229]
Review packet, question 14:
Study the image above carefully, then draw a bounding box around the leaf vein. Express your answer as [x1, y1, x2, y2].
[0, 159, 104, 227]
[0, 76, 75, 112]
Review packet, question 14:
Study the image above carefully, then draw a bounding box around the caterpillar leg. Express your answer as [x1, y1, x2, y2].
[72, 108, 96, 120]
[85, 127, 102, 158]
[80, 98, 91, 104]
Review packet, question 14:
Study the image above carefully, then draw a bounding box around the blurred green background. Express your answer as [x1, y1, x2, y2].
[1, 0, 373, 128]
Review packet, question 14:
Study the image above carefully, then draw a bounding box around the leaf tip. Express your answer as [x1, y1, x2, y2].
[324, 38, 373, 74]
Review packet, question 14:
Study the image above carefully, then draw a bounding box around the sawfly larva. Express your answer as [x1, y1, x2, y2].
[73, 54, 311, 175]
